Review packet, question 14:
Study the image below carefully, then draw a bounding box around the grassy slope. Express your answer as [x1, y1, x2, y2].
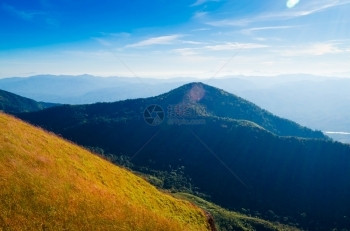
[174, 193, 300, 231]
[0, 113, 210, 231]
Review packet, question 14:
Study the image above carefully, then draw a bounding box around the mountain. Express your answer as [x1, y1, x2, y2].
[208, 75, 350, 133]
[0, 74, 187, 104]
[17, 82, 325, 139]
[17, 82, 350, 230]
[0, 112, 214, 230]
[0, 89, 56, 113]
[205, 75, 350, 143]
[2, 74, 349, 143]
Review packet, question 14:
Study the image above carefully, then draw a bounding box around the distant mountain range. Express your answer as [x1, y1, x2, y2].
[1, 74, 349, 143]
[17, 82, 350, 230]
[210, 76, 350, 143]
[0, 74, 186, 104]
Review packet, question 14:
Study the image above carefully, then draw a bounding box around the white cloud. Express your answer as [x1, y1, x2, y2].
[281, 42, 343, 56]
[192, 28, 211, 32]
[193, 11, 208, 19]
[207, 0, 350, 27]
[92, 33, 131, 47]
[207, 19, 251, 27]
[241, 25, 298, 35]
[126, 35, 182, 48]
[191, 0, 220, 7]
[168, 41, 268, 58]
[173, 48, 199, 56]
[205, 42, 268, 51]
[169, 42, 269, 56]
[94, 38, 113, 47]
[290, 1, 350, 17]
[180, 40, 205, 45]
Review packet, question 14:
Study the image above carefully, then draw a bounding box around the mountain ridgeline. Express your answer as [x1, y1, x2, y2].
[18, 82, 324, 138]
[2, 74, 349, 143]
[0, 89, 56, 113]
[152, 83, 325, 138]
[18, 83, 350, 230]
[0, 74, 186, 104]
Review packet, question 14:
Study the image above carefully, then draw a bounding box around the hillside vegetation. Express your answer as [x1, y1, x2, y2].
[174, 193, 300, 231]
[0, 112, 211, 231]
[0, 89, 55, 113]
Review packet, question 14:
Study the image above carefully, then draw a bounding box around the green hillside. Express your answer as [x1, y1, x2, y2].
[0, 112, 211, 231]
[0, 89, 55, 113]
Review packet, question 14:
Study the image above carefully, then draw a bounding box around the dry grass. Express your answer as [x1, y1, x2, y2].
[0, 113, 210, 231]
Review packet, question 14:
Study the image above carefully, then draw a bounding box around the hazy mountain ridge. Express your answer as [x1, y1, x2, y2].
[0, 74, 187, 104]
[17, 83, 350, 230]
[206, 75, 350, 143]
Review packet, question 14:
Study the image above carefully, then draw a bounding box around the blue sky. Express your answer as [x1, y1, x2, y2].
[1, 0, 350, 78]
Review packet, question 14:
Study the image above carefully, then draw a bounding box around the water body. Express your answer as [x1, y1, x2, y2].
[324, 131, 350, 144]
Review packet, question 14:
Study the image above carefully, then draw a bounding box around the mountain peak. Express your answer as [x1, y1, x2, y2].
[153, 82, 325, 138]
[183, 82, 206, 102]
[158, 82, 228, 103]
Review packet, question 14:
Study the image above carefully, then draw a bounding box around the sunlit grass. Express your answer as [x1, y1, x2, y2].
[0, 112, 210, 231]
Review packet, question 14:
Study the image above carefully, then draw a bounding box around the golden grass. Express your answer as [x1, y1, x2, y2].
[0, 113, 210, 231]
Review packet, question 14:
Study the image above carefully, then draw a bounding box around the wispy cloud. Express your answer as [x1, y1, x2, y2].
[94, 38, 113, 47]
[207, 19, 251, 27]
[289, 0, 350, 17]
[192, 28, 211, 32]
[281, 42, 344, 56]
[173, 48, 199, 56]
[191, 0, 220, 7]
[93, 32, 131, 47]
[241, 26, 300, 35]
[193, 11, 208, 19]
[241, 25, 299, 35]
[207, 0, 350, 27]
[2, 3, 45, 20]
[205, 42, 268, 51]
[171, 42, 268, 57]
[126, 35, 182, 48]
[180, 40, 205, 45]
